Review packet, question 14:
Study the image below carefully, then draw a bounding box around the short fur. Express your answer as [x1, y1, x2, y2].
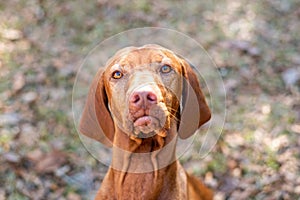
[79, 44, 213, 200]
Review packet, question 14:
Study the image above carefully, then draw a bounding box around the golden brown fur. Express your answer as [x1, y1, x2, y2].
[79, 44, 213, 200]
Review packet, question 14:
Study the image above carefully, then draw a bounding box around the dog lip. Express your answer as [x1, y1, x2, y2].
[133, 116, 152, 127]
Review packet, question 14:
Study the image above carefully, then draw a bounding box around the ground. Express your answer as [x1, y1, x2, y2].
[0, 0, 300, 199]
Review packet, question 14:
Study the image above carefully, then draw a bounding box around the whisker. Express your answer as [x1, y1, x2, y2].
[169, 114, 180, 122]
[166, 106, 179, 113]
[166, 107, 180, 122]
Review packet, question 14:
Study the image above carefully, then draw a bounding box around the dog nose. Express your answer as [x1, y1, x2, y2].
[130, 90, 157, 108]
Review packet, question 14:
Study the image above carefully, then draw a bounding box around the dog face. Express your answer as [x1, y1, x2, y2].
[79, 44, 211, 147]
[103, 46, 183, 138]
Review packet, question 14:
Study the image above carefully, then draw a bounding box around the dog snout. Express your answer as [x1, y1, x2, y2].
[129, 86, 158, 109]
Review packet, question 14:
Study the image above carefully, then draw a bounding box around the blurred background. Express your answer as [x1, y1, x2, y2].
[0, 0, 299, 199]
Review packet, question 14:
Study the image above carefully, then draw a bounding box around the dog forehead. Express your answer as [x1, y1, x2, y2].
[109, 46, 179, 67]
[119, 49, 165, 66]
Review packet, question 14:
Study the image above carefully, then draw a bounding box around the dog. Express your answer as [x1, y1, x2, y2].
[79, 44, 213, 200]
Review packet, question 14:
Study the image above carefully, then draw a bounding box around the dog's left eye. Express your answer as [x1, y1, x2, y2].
[160, 65, 172, 73]
[112, 70, 123, 79]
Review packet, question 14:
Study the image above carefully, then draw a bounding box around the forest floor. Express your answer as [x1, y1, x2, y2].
[0, 0, 300, 199]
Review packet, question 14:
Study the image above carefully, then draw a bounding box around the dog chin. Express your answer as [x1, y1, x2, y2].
[133, 116, 160, 136]
[121, 114, 168, 138]
[122, 110, 169, 137]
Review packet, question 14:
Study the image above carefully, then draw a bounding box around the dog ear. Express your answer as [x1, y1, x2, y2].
[79, 69, 114, 147]
[178, 59, 211, 139]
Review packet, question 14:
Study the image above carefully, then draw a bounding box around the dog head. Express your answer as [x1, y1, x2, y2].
[79, 44, 211, 147]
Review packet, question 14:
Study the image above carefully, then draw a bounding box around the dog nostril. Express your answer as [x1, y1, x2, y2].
[131, 93, 141, 104]
[147, 92, 157, 103]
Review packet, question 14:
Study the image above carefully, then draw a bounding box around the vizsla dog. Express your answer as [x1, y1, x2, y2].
[79, 44, 213, 200]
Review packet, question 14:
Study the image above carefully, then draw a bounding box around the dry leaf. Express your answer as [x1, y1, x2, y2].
[26, 149, 44, 162]
[0, 112, 21, 126]
[22, 91, 38, 104]
[282, 68, 300, 87]
[67, 192, 81, 200]
[35, 151, 67, 173]
[1, 28, 23, 40]
[13, 72, 25, 92]
[3, 152, 21, 163]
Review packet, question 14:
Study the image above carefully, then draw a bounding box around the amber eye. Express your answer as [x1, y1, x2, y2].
[160, 65, 172, 73]
[112, 70, 123, 79]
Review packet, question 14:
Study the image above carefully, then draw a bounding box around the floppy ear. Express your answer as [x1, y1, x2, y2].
[178, 59, 211, 139]
[79, 69, 114, 147]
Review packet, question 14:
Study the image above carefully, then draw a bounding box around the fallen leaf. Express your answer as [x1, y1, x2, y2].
[224, 79, 239, 92]
[3, 152, 21, 163]
[22, 91, 38, 104]
[291, 124, 300, 134]
[67, 192, 81, 200]
[248, 47, 261, 57]
[290, 54, 300, 65]
[19, 123, 39, 146]
[26, 149, 44, 162]
[218, 175, 238, 194]
[227, 159, 238, 170]
[12, 72, 25, 92]
[0, 112, 21, 126]
[0, 189, 5, 200]
[282, 68, 300, 87]
[231, 40, 251, 51]
[269, 134, 289, 152]
[295, 185, 300, 194]
[15, 169, 45, 199]
[224, 132, 245, 148]
[1, 28, 23, 40]
[35, 151, 67, 173]
[214, 192, 226, 200]
[55, 165, 71, 177]
[204, 172, 218, 188]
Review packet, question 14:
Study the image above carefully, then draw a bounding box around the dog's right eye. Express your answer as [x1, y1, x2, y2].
[160, 65, 172, 74]
[112, 70, 123, 79]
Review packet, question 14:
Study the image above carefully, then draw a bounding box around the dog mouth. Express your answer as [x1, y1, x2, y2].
[133, 115, 154, 127]
[126, 102, 170, 138]
[132, 115, 161, 136]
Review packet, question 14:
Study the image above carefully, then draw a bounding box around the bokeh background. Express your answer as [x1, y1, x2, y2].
[0, 0, 299, 199]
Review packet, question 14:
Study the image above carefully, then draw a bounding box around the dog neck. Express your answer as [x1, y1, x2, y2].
[108, 161, 187, 200]
[109, 121, 181, 199]
[111, 121, 178, 171]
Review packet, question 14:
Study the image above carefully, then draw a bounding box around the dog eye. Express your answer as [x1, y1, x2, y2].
[112, 70, 123, 79]
[160, 65, 172, 73]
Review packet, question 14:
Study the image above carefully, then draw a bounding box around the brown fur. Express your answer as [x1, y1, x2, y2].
[79, 44, 213, 200]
